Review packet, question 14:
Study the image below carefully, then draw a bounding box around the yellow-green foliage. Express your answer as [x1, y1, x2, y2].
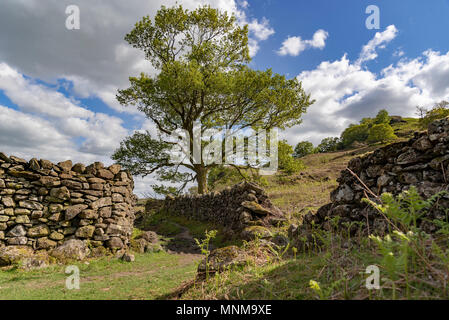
[419, 101, 449, 129]
[367, 123, 397, 143]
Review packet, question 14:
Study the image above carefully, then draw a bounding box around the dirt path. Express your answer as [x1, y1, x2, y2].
[163, 223, 202, 254]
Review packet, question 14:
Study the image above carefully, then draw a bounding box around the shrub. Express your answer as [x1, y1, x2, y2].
[374, 109, 391, 124]
[367, 123, 397, 143]
[294, 141, 315, 158]
[341, 123, 370, 147]
[279, 140, 305, 174]
[316, 137, 340, 153]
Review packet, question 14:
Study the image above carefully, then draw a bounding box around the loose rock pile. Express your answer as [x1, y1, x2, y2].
[0, 153, 136, 254]
[298, 117, 449, 237]
[163, 181, 284, 233]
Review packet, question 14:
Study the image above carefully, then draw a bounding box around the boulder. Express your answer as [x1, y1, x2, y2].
[241, 226, 272, 240]
[241, 201, 272, 216]
[50, 239, 90, 261]
[0, 246, 49, 269]
[0, 246, 34, 266]
[197, 246, 248, 274]
[121, 252, 135, 262]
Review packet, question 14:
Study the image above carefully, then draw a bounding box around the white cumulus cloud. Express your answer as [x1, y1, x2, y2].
[278, 29, 329, 56]
[356, 25, 398, 65]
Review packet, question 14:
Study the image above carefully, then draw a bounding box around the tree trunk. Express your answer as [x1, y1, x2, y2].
[196, 166, 208, 194]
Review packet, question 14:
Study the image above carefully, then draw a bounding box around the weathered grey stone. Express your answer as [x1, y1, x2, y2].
[29, 158, 40, 171]
[108, 164, 121, 175]
[121, 252, 135, 262]
[39, 176, 60, 187]
[197, 246, 248, 274]
[107, 237, 124, 249]
[58, 160, 73, 171]
[72, 163, 86, 174]
[140, 231, 158, 244]
[7, 237, 28, 245]
[15, 215, 30, 224]
[413, 137, 433, 151]
[14, 208, 31, 215]
[79, 209, 98, 219]
[300, 117, 449, 239]
[0, 152, 11, 163]
[49, 204, 63, 213]
[61, 180, 83, 190]
[19, 200, 43, 210]
[90, 197, 112, 209]
[27, 225, 50, 238]
[75, 225, 95, 238]
[8, 169, 40, 180]
[7, 225, 26, 237]
[65, 204, 88, 220]
[241, 226, 272, 240]
[112, 193, 124, 202]
[49, 187, 70, 201]
[241, 201, 272, 216]
[50, 239, 90, 261]
[97, 169, 114, 180]
[39, 159, 53, 169]
[2, 197, 15, 208]
[37, 237, 57, 249]
[99, 206, 112, 218]
[331, 184, 354, 203]
[0, 246, 34, 266]
[49, 231, 64, 241]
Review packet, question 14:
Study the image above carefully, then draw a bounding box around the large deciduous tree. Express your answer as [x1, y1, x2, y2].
[112, 5, 314, 195]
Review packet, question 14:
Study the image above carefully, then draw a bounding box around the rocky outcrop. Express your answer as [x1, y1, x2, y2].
[299, 117, 449, 237]
[0, 153, 136, 255]
[161, 182, 284, 233]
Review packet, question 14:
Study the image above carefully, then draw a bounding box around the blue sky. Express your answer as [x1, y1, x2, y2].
[249, 0, 449, 75]
[0, 0, 448, 194]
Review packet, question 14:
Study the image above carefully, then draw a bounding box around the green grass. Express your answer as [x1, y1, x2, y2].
[0, 252, 200, 300]
[391, 117, 421, 139]
[184, 231, 449, 300]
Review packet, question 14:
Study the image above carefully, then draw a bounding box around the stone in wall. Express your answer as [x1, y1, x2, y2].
[0, 153, 136, 254]
[295, 117, 449, 241]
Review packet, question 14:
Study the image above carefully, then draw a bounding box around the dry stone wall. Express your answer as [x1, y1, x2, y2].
[0, 153, 136, 250]
[162, 182, 284, 232]
[299, 117, 449, 237]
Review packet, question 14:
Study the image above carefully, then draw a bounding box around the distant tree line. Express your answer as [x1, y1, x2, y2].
[293, 109, 397, 158]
